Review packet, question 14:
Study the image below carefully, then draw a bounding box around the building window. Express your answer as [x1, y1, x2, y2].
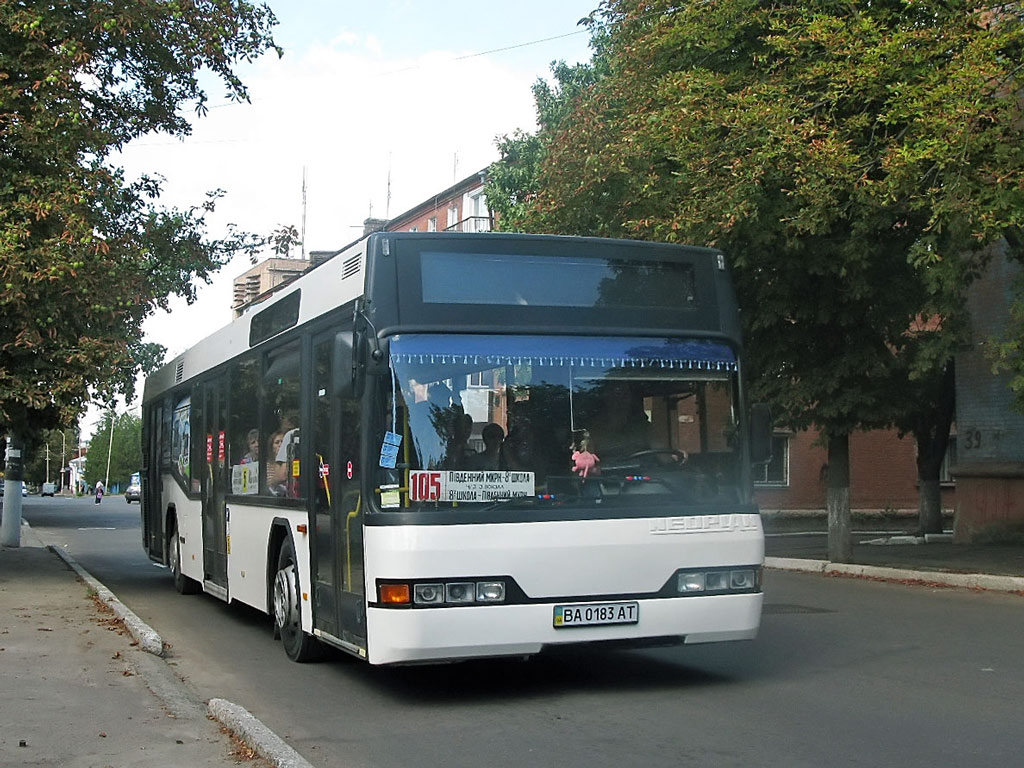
[754, 434, 790, 486]
[447, 205, 459, 229]
[409, 226, 418, 232]
[427, 217, 437, 232]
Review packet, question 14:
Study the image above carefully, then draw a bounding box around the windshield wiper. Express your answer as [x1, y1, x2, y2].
[477, 496, 540, 513]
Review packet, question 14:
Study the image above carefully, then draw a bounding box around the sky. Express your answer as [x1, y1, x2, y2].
[87, 1, 598, 437]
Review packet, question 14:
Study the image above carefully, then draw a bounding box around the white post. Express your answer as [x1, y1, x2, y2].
[1, 436, 24, 547]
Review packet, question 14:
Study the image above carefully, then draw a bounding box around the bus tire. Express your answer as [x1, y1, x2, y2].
[272, 536, 322, 662]
[169, 518, 199, 595]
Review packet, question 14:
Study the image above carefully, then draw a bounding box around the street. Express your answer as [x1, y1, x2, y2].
[21, 496, 1024, 768]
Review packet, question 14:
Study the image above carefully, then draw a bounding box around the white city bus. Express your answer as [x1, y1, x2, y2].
[141, 232, 771, 665]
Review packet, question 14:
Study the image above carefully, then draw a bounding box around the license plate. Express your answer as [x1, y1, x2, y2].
[553, 601, 639, 628]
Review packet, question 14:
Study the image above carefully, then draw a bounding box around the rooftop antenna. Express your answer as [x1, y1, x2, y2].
[453, 151, 459, 182]
[385, 153, 392, 220]
[300, 166, 307, 260]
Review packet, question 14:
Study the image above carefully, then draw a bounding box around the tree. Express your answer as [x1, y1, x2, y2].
[269, 224, 302, 258]
[489, 1, 1024, 558]
[486, 59, 603, 231]
[23, 426, 79, 488]
[84, 411, 142, 493]
[0, 3, 280, 445]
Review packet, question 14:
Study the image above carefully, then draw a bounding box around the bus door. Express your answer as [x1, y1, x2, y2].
[141, 402, 163, 560]
[311, 331, 366, 651]
[200, 375, 229, 593]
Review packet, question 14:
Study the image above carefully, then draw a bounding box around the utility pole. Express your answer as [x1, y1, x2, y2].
[104, 410, 114, 491]
[60, 430, 66, 493]
[45, 442, 50, 484]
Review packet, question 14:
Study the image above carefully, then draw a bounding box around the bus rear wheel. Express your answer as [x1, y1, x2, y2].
[272, 537, 321, 662]
[168, 519, 199, 595]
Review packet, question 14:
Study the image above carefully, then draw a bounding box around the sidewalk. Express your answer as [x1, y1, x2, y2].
[0, 524, 270, 768]
[763, 511, 1024, 592]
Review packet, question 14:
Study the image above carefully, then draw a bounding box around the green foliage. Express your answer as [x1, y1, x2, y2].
[84, 411, 142, 491]
[493, 0, 1024, 438]
[0, 1, 281, 438]
[23, 426, 79, 486]
[487, 60, 604, 231]
[269, 224, 302, 258]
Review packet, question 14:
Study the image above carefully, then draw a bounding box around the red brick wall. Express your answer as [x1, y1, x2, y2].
[755, 427, 956, 512]
[389, 198, 459, 233]
[954, 474, 1024, 542]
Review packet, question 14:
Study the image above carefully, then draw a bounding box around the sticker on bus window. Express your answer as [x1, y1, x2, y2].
[379, 431, 402, 468]
[409, 470, 534, 503]
[231, 464, 258, 495]
[379, 484, 401, 509]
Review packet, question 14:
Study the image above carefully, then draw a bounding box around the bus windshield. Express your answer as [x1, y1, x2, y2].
[375, 334, 743, 512]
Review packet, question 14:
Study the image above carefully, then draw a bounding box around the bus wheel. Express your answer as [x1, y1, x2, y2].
[169, 519, 199, 595]
[272, 537, 321, 662]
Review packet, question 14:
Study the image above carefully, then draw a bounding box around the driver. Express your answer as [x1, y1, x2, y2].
[587, 381, 653, 460]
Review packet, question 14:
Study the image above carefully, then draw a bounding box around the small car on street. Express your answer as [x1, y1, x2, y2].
[125, 472, 141, 503]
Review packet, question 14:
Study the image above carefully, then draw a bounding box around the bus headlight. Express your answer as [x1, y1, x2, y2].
[674, 567, 761, 595]
[476, 581, 506, 602]
[445, 582, 476, 604]
[730, 569, 755, 590]
[677, 572, 706, 593]
[377, 577, 512, 607]
[414, 583, 445, 604]
[705, 572, 730, 591]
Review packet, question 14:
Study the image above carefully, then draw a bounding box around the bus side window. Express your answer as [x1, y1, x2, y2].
[262, 340, 303, 499]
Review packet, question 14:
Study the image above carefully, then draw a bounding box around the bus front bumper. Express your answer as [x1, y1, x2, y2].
[365, 592, 762, 665]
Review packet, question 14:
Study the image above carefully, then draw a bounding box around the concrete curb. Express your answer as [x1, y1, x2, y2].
[44, 543, 313, 768]
[765, 556, 1024, 594]
[48, 544, 165, 656]
[209, 698, 315, 768]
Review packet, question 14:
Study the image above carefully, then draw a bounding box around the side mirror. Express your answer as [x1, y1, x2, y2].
[333, 331, 354, 398]
[749, 403, 773, 465]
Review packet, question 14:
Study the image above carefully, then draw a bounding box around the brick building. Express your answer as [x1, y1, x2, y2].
[383, 169, 491, 234]
[754, 427, 955, 516]
[231, 257, 310, 318]
[951, 244, 1024, 541]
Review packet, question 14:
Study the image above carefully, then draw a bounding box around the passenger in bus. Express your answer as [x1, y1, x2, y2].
[272, 411, 301, 498]
[444, 412, 475, 469]
[466, 423, 504, 470]
[267, 430, 288, 495]
[502, 418, 534, 472]
[240, 429, 259, 464]
[405, 379, 460, 469]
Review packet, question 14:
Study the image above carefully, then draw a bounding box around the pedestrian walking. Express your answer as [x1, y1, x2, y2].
[94, 480, 104, 504]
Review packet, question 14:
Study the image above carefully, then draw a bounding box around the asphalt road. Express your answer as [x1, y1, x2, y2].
[21, 496, 1024, 768]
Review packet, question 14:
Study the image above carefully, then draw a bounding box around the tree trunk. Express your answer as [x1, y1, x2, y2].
[914, 362, 955, 535]
[827, 433, 853, 563]
[1, 432, 25, 547]
[917, 477, 943, 535]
